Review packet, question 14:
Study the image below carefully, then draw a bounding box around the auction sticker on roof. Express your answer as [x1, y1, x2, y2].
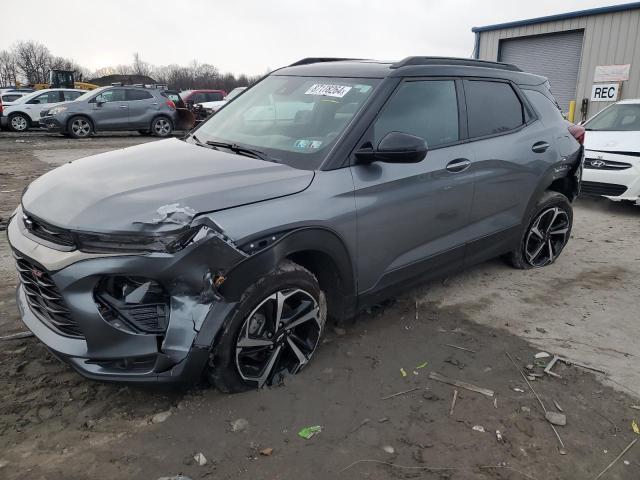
[305, 84, 352, 98]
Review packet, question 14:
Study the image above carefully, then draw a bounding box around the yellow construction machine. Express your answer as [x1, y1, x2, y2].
[20, 69, 98, 91]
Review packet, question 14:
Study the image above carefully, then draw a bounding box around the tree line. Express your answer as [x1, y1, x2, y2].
[0, 41, 262, 92]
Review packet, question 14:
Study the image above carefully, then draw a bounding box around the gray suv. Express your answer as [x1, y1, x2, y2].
[41, 85, 179, 138]
[8, 57, 583, 391]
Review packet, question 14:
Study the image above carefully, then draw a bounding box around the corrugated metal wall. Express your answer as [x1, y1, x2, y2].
[476, 7, 640, 118]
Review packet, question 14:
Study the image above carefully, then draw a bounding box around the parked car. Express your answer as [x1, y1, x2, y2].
[1, 91, 30, 103]
[582, 99, 640, 205]
[1, 88, 85, 132]
[180, 89, 226, 105]
[40, 85, 185, 138]
[8, 57, 583, 389]
[197, 86, 247, 114]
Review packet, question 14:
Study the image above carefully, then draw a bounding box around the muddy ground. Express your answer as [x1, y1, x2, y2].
[0, 131, 639, 479]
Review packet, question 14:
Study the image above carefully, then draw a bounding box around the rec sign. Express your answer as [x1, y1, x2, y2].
[591, 83, 620, 102]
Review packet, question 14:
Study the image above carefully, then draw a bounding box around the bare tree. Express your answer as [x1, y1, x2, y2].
[132, 52, 151, 76]
[13, 40, 51, 84]
[0, 50, 19, 86]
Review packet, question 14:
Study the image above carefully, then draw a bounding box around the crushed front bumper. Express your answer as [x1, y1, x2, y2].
[7, 210, 245, 383]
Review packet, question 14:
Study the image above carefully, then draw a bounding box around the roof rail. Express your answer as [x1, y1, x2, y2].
[390, 56, 522, 72]
[289, 57, 362, 67]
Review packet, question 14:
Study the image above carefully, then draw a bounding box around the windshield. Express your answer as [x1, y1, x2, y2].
[585, 103, 640, 131]
[226, 87, 246, 100]
[190, 76, 380, 169]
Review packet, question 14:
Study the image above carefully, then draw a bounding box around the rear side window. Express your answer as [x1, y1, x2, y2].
[465, 80, 524, 138]
[2, 94, 21, 102]
[127, 89, 153, 101]
[63, 91, 83, 101]
[373, 80, 459, 149]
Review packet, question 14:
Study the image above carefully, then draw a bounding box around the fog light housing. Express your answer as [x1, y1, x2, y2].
[95, 276, 170, 334]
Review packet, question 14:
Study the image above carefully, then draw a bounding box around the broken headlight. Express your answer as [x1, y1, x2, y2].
[76, 226, 202, 254]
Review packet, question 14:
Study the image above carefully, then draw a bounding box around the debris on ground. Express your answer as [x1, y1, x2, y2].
[545, 412, 567, 426]
[381, 387, 419, 400]
[630, 405, 640, 411]
[0, 331, 34, 341]
[298, 425, 322, 439]
[449, 389, 458, 417]
[633, 420, 639, 435]
[349, 418, 370, 433]
[496, 430, 504, 443]
[593, 438, 638, 479]
[445, 344, 476, 354]
[332, 326, 346, 336]
[428, 371, 494, 397]
[400, 368, 407, 377]
[513, 387, 525, 393]
[382, 445, 395, 454]
[151, 410, 172, 424]
[472, 425, 486, 433]
[378, 417, 390, 423]
[157, 476, 192, 480]
[230, 418, 249, 432]
[259, 448, 273, 456]
[415, 361, 428, 369]
[193, 453, 207, 466]
[534, 352, 551, 359]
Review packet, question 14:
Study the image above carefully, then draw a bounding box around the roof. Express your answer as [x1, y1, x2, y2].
[472, 1, 640, 33]
[274, 57, 546, 85]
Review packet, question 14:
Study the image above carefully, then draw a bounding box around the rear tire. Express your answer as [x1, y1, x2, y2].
[150, 116, 172, 137]
[505, 191, 572, 269]
[207, 261, 326, 393]
[67, 116, 93, 139]
[8, 113, 30, 132]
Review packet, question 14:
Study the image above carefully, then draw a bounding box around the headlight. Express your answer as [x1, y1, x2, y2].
[76, 226, 203, 254]
[48, 105, 68, 116]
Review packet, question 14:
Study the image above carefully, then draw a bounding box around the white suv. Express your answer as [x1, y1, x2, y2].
[1, 88, 85, 132]
[582, 99, 640, 205]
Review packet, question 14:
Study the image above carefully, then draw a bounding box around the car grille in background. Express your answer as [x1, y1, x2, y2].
[13, 251, 84, 338]
[584, 158, 632, 170]
[22, 213, 76, 248]
[580, 181, 628, 197]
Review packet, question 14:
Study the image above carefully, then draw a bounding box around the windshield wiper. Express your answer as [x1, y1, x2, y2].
[205, 140, 275, 162]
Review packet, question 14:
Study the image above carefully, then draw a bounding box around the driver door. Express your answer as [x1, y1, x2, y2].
[91, 88, 129, 129]
[350, 78, 475, 296]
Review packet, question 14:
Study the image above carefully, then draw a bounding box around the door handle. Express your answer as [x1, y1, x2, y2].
[446, 158, 471, 173]
[119, 105, 128, 109]
[532, 141, 550, 153]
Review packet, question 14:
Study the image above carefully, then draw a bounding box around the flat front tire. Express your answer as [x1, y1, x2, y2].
[207, 261, 327, 393]
[505, 191, 573, 269]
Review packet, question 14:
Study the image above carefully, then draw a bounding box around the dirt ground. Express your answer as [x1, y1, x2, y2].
[0, 131, 639, 480]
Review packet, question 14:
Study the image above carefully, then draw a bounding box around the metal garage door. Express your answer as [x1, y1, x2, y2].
[499, 31, 584, 112]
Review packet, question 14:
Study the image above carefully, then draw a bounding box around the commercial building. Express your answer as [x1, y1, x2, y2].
[472, 2, 640, 122]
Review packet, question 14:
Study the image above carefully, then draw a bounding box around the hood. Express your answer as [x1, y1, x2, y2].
[584, 130, 640, 153]
[22, 138, 314, 234]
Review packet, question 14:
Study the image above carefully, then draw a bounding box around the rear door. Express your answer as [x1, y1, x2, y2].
[126, 89, 155, 128]
[462, 78, 551, 265]
[91, 88, 128, 130]
[351, 78, 475, 295]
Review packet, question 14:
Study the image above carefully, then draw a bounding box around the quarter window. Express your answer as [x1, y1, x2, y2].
[373, 80, 459, 149]
[127, 89, 153, 101]
[465, 80, 524, 138]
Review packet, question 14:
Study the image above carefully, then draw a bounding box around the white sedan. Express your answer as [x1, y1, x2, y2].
[197, 87, 247, 114]
[1, 88, 85, 132]
[582, 99, 640, 205]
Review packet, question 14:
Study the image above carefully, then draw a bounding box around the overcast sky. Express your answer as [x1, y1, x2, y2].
[0, 0, 629, 75]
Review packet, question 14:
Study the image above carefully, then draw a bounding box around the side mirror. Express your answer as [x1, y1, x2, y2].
[95, 97, 106, 106]
[355, 132, 428, 164]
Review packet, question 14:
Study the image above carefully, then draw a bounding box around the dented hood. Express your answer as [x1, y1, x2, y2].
[21, 138, 315, 233]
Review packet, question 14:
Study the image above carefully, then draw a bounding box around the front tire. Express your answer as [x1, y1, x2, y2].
[208, 261, 327, 393]
[151, 116, 172, 137]
[8, 113, 30, 132]
[506, 191, 573, 269]
[67, 116, 93, 139]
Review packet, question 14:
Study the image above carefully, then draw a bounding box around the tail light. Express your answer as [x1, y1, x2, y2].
[165, 100, 176, 111]
[568, 124, 585, 145]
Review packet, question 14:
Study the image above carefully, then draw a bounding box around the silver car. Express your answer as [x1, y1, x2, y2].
[40, 86, 181, 138]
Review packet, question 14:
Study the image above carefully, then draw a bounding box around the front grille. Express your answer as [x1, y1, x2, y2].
[22, 213, 76, 248]
[584, 158, 632, 170]
[580, 181, 628, 197]
[13, 251, 84, 338]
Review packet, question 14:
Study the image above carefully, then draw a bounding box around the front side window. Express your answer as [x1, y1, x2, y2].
[192, 76, 380, 170]
[29, 91, 60, 104]
[373, 80, 459, 149]
[95, 89, 126, 103]
[585, 103, 640, 131]
[465, 80, 524, 138]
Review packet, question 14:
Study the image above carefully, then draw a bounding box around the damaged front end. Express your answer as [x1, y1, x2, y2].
[8, 205, 249, 383]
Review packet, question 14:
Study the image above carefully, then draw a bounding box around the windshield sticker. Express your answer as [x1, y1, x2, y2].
[305, 84, 352, 98]
[294, 139, 323, 149]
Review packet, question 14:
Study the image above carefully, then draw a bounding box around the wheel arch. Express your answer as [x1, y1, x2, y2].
[219, 227, 357, 321]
